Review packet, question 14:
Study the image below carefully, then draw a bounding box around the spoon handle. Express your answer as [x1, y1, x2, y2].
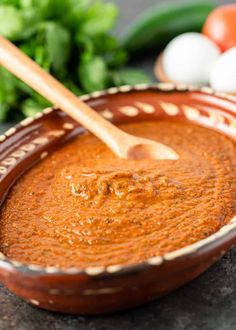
[0, 35, 126, 156]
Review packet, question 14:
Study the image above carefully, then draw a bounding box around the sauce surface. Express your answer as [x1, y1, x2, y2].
[1, 121, 236, 268]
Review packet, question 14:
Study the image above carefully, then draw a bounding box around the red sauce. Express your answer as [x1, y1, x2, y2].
[0, 121, 236, 268]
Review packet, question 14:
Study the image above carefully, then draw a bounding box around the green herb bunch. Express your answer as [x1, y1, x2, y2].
[0, 0, 149, 121]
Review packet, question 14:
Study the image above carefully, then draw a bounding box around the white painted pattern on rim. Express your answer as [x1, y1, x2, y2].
[2, 158, 16, 166]
[100, 109, 114, 119]
[80, 94, 90, 101]
[0, 167, 7, 174]
[134, 84, 150, 90]
[64, 268, 83, 274]
[182, 105, 200, 120]
[106, 265, 123, 273]
[11, 150, 26, 158]
[119, 106, 139, 117]
[63, 123, 74, 130]
[28, 264, 44, 271]
[43, 107, 53, 114]
[107, 87, 119, 94]
[5, 127, 16, 136]
[20, 143, 35, 151]
[90, 90, 105, 98]
[147, 256, 163, 266]
[85, 267, 105, 276]
[12, 261, 23, 267]
[119, 85, 132, 92]
[20, 117, 34, 126]
[30, 299, 40, 306]
[159, 102, 179, 116]
[40, 152, 48, 159]
[176, 83, 188, 91]
[45, 267, 59, 274]
[229, 120, 236, 130]
[0, 261, 14, 271]
[48, 130, 65, 137]
[157, 82, 175, 91]
[0, 252, 6, 260]
[0, 135, 6, 142]
[201, 86, 214, 94]
[34, 112, 43, 119]
[33, 137, 48, 145]
[216, 92, 236, 102]
[207, 109, 225, 124]
[135, 101, 155, 113]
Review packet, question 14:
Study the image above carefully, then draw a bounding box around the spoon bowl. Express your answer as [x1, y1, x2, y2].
[126, 135, 179, 160]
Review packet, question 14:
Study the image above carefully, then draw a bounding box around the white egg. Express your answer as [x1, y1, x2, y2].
[210, 47, 236, 93]
[162, 32, 221, 85]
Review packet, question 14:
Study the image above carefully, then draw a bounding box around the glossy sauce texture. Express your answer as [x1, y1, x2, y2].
[1, 121, 236, 268]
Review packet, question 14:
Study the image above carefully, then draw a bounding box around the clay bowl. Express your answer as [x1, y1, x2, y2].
[1, 83, 236, 315]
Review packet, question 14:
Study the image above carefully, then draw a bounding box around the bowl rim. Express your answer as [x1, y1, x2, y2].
[1, 82, 236, 278]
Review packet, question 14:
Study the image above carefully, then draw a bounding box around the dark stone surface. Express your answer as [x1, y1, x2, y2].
[1, 1, 235, 329]
[1, 251, 236, 330]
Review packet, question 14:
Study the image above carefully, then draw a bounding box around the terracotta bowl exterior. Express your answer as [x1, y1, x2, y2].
[1, 83, 236, 315]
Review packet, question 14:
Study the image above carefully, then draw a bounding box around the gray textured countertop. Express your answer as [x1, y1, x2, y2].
[1, 1, 235, 329]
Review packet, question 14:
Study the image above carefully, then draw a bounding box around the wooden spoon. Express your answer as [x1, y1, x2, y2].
[0, 36, 178, 160]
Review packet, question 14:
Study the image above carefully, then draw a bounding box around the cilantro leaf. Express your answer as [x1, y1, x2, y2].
[44, 22, 71, 76]
[80, 0, 118, 36]
[0, 0, 149, 123]
[0, 5, 24, 40]
[78, 56, 109, 92]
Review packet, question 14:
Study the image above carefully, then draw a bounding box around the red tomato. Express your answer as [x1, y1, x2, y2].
[203, 4, 236, 52]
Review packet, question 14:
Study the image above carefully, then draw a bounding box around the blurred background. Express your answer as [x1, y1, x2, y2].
[0, 0, 234, 124]
[114, 0, 229, 35]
